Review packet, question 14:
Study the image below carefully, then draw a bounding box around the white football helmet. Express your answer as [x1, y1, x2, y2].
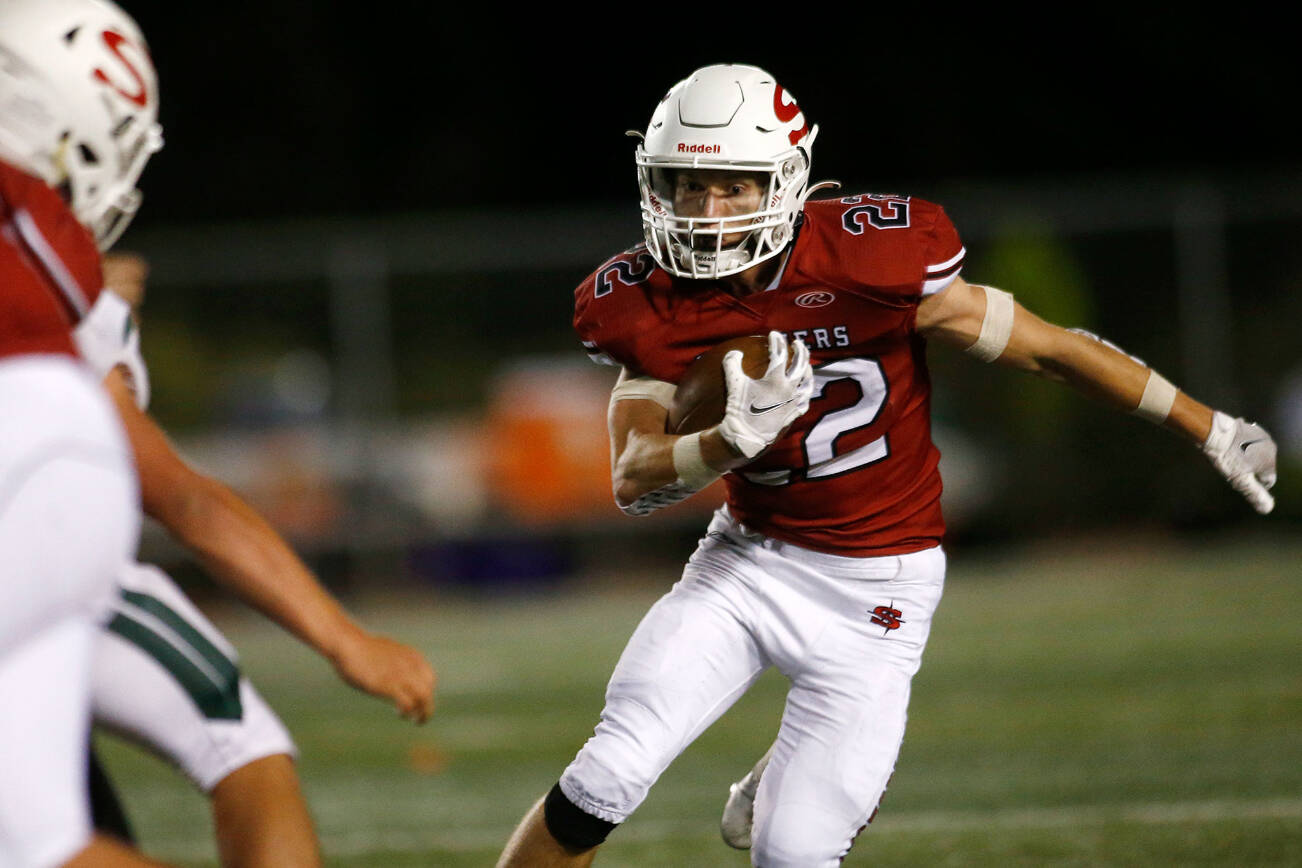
[634, 64, 831, 280]
[0, 0, 162, 250]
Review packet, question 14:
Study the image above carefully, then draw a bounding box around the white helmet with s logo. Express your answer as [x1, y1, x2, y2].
[0, 0, 163, 249]
[633, 63, 832, 280]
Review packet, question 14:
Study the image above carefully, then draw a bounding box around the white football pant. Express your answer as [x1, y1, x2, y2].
[0, 356, 139, 868]
[560, 506, 945, 867]
[93, 562, 296, 793]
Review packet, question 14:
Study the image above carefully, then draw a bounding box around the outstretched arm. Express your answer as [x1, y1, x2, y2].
[916, 276, 1277, 513]
[103, 367, 437, 722]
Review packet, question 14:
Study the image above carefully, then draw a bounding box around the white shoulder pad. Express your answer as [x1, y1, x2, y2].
[73, 290, 151, 410]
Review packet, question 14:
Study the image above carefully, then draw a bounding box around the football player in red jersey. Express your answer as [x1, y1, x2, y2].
[1, 2, 435, 865]
[496, 64, 1278, 867]
[0, 1, 172, 864]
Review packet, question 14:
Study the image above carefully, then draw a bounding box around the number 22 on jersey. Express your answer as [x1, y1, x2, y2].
[742, 357, 888, 486]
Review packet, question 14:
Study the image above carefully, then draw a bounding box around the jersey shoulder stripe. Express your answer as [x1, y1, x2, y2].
[11, 207, 91, 317]
[0, 162, 101, 317]
[922, 245, 966, 295]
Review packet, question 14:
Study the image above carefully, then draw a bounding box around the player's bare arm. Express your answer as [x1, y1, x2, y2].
[916, 275, 1277, 512]
[102, 367, 437, 722]
[609, 333, 814, 514]
[101, 251, 149, 309]
[917, 276, 1210, 440]
[608, 377, 745, 507]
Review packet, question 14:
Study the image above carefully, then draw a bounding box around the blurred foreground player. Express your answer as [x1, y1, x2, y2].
[80, 253, 436, 867]
[2, 1, 435, 862]
[496, 64, 1278, 867]
[0, 0, 170, 864]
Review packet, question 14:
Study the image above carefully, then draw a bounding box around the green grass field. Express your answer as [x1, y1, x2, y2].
[97, 534, 1302, 866]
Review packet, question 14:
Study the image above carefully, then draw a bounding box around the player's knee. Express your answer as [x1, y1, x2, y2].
[542, 782, 617, 851]
[602, 683, 685, 759]
[752, 805, 849, 868]
[573, 688, 681, 797]
[751, 837, 844, 868]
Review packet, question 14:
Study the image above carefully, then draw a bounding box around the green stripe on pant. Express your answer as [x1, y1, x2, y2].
[107, 598, 243, 721]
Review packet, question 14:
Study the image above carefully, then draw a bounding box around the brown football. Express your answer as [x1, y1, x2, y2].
[666, 335, 772, 435]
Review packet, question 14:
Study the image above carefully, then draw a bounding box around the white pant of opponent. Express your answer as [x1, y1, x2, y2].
[93, 561, 296, 794]
[0, 356, 139, 868]
[559, 506, 946, 867]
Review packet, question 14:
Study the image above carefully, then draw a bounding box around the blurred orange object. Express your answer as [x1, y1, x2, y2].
[482, 359, 617, 525]
[407, 743, 449, 775]
[483, 357, 726, 527]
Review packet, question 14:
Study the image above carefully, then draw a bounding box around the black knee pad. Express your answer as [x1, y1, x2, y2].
[543, 782, 617, 850]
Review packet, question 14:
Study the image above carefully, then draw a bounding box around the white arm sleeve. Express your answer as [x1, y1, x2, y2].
[73, 290, 150, 410]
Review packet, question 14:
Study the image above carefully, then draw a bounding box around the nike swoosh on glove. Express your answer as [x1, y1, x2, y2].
[1202, 410, 1278, 514]
[717, 331, 814, 459]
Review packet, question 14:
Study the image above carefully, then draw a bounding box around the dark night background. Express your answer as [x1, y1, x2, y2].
[103, 3, 1302, 552]
[120, 5, 1297, 226]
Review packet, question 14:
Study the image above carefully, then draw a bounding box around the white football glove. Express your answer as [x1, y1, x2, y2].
[72, 289, 150, 410]
[1202, 410, 1277, 515]
[717, 331, 814, 460]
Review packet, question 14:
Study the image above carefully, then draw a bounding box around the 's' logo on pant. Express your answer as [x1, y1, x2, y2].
[869, 604, 904, 633]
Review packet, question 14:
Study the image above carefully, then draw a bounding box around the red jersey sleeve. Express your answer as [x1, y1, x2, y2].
[0, 161, 103, 359]
[573, 245, 664, 374]
[793, 196, 965, 311]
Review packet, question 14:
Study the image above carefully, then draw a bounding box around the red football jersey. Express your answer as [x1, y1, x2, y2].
[0, 160, 103, 360]
[573, 194, 965, 556]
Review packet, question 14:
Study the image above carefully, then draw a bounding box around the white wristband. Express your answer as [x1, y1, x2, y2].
[964, 285, 1015, 363]
[672, 431, 721, 490]
[1133, 370, 1177, 424]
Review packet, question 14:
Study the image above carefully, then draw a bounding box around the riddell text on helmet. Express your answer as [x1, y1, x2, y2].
[677, 143, 722, 154]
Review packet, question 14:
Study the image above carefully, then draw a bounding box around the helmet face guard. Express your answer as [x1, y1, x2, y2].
[634, 64, 827, 280]
[0, 0, 162, 250]
[68, 119, 164, 250]
[636, 144, 814, 279]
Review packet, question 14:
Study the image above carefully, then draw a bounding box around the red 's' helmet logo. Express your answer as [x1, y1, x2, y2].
[772, 85, 810, 146]
[92, 30, 149, 108]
